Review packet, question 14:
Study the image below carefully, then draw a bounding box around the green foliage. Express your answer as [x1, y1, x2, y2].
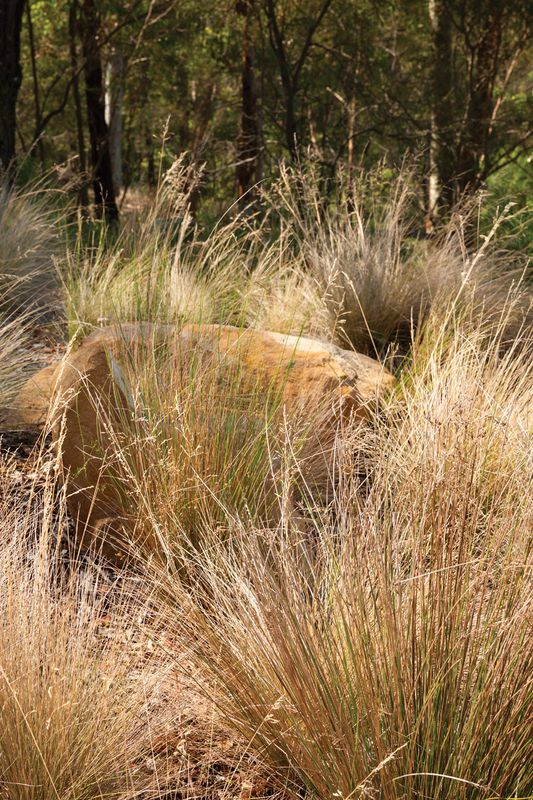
[484, 154, 533, 253]
[11, 0, 531, 215]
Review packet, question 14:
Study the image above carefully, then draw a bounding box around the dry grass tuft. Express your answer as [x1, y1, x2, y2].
[159, 305, 533, 800]
[0, 455, 285, 800]
[65, 325, 312, 570]
[62, 161, 531, 363]
[0, 309, 33, 409]
[0, 181, 60, 313]
[0, 468, 166, 798]
[269, 163, 532, 356]
[1, 161, 531, 800]
[60, 160, 334, 340]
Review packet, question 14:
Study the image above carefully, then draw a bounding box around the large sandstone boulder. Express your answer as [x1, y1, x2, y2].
[14, 324, 395, 561]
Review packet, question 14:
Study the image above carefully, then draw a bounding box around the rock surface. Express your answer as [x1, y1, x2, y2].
[0, 362, 60, 429]
[7, 324, 395, 561]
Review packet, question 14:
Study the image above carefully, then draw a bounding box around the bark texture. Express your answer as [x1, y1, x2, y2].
[81, 0, 118, 220]
[105, 48, 124, 194]
[236, 0, 259, 201]
[0, 0, 24, 174]
[429, 0, 454, 214]
[69, 0, 89, 206]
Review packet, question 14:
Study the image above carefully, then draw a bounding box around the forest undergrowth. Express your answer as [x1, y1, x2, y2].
[0, 163, 531, 799]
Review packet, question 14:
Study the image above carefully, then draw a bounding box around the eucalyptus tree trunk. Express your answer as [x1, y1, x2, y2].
[0, 0, 24, 175]
[26, 0, 45, 166]
[264, 0, 333, 163]
[80, 0, 118, 221]
[68, 0, 89, 207]
[105, 47, 124, 195]
[428, 0, 455, 216]
[236, 0, 259, 202]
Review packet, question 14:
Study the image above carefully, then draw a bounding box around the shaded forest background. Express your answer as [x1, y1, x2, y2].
[1, 0, 532, 229]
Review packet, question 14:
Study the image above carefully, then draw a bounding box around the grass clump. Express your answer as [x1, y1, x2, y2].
[1, 160, 531, 800]
[0, 472, 162, 798]
[162, 305, 532, 800]
[61, 160, 331, 341]
[0, 180, 60, 313]
[61, 160, 530, 365]
[66, 323, 314, 571]
[0, 309, 33, 409]
[270, 163, 531, 356]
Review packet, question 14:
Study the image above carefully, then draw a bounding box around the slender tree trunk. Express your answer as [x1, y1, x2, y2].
[0, 0, 24, 175]
[80, 0, 118, 221]
[26, 0, 45, 166]
[347, 93, 356, 182]
[429, 0, 455, 215]
[176, 56, 190, 151]
[455, 15, 501, 198]
[256, 43, 264, 185]
[68, 0, 89, 207]
[264, 0, 332, 162]
[145, 127, 155, 188]
[284, 89, 298, 162]
[264, 0, 298, 161]
[236, 0, 259, 202]
[428, 117, 440, 215]
[105, 47, 124, 195]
